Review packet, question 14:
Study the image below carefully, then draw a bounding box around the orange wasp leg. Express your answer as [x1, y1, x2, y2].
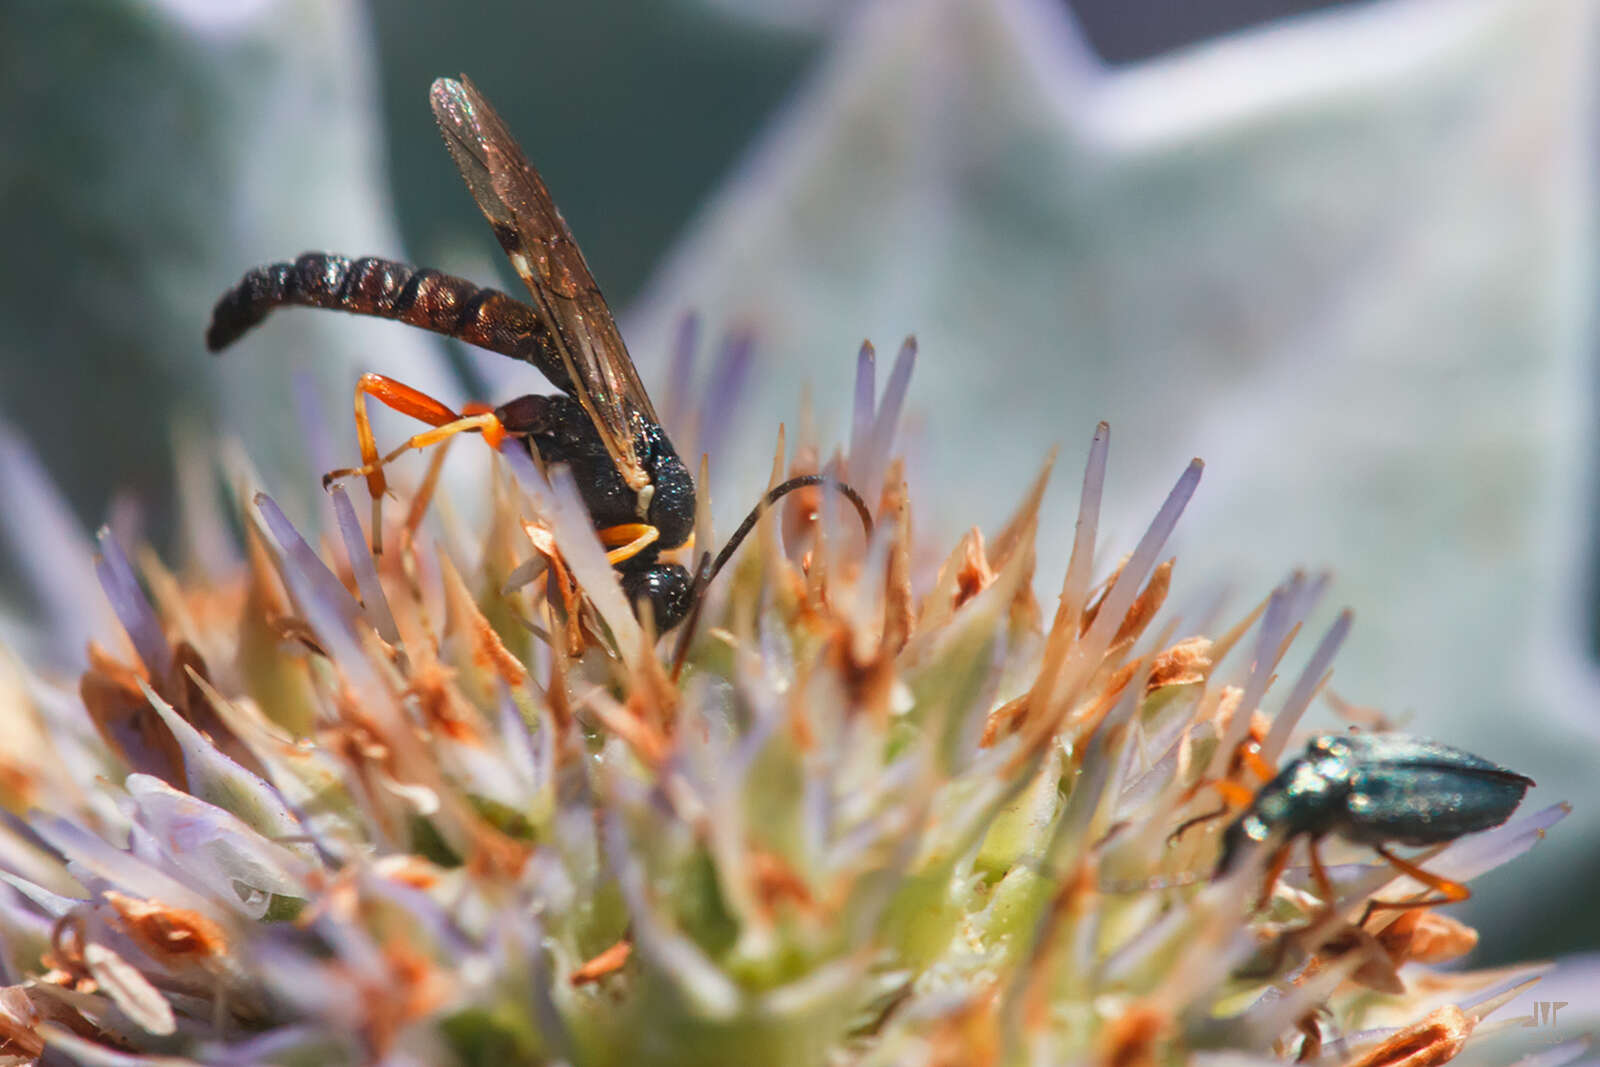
[599, 523, 660, 566]
[330, 373, 509, 553]
[1357, 845, 1470, 927]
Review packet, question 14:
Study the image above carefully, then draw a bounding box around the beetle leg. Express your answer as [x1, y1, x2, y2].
[1257, 844, 1293, 910]
[1307, 837, 1334, 912]
[1358, 844, 1471, 927]
[1214, 779, 1257, 808]
[1167, 777, 1257, 846]
[1168, 804, 1228, 845]
[599, 523, 661, 566]
[1239, 743, 1277, 784]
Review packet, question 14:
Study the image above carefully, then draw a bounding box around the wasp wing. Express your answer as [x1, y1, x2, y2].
[430, 75, 656, 491]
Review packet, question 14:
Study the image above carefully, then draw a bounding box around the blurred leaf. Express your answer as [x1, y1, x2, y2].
[0, 0, 453, 542]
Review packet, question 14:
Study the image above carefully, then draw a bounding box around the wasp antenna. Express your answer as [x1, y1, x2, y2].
[669, 551, 715, 681]
[708, 474, 872, 587]
[667, 475, 873, 677]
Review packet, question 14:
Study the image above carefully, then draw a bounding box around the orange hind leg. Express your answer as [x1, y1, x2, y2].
[327, 373, 507, 552]
[1356, 845, 1470, 927]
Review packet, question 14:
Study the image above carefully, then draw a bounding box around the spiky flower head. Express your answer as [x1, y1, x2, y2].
[0, 337, 1574, 1066]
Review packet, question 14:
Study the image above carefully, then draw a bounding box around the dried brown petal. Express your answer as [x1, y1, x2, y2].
[979, 694, 1028, 747]
[0, 987, 44, 1061]
[1095, 1000, 1172, 1067]
[1145, 636, 1212, 693]
[749, 848, 817, 916]
[1373, 909, 1479, 966]
[80, 642, 185, 788]
[953, 528, 995, 611]
[570, 939, 631, 987]
[103, 890, 228, 968]
[1343, 1005, 1472, 1067]
[1110, 559, 1173, 652]
[880, 460, 915, 652]
[439, 553, 528, 691]
[928, 987, 999, 1067]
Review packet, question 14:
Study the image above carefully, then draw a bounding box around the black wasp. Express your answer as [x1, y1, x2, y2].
[208, 76, 868, 634]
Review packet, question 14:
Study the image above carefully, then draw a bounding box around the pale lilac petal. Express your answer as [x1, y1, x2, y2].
[193, 1026, 331, 1067]
[697, 327, 756, 465]
[493, 915, 577, 1064]
[1058, 422, 1110, 621]
[354, 870, 473, 960]
[659, 311, 700, 440]
[0, 811, 88, 897]
[1210, 574, 1300, 776]
[40, 1022, 206, 1065]
[251, 495, 390, 705]
[495, 686, 544, 797]
[497, 436, 552, 499]
[862, 335, 916, 487]
[1494, 956, 1599, 1061]
[248, 942, 366, 1037]
[253, 493, 362, 632]
[0, 881, 59, 984]
[95, 528, 172, 686]
[0, 872, 78, 920]
[1428, 802, 1570, 881]
[136, 680, 305, 846]
[1079, 458, 1203, 668]
[125, 775, 308, 912]
[848, 339, 877, 475]
[0, 425, 114, 667]
[27, 815, 215, 916]
[1261, 608, 1353, 763]
[1235, 954, 1364, 1049]
[172, 426, 238, 582]
[290, 370, 339, 479]
[328, 486, 400, 646]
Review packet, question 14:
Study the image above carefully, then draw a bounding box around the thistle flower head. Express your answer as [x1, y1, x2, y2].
[0, 337, 1572, 1066]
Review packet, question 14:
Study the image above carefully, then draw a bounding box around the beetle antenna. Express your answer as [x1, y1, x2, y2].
[670, 475, 873, 678]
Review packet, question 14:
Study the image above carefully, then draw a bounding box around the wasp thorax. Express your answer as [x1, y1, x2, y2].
[639, 426, 695, 551]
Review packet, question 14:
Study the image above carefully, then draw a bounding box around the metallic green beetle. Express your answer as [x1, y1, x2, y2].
[1216, 733, 1534, 915]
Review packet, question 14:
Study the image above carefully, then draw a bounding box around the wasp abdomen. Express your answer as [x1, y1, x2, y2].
[205, 254, 571, 390]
